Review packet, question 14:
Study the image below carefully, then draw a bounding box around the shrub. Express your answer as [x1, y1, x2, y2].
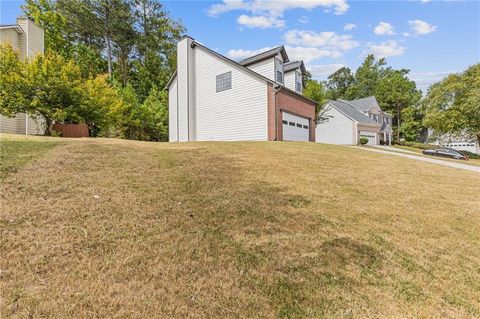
[359, 137, 369, 145]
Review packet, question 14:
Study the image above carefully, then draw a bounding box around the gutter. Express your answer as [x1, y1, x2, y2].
[272, 84, 282, 141]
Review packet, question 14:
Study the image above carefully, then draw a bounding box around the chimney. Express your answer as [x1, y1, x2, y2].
[176, 35, 196, 141]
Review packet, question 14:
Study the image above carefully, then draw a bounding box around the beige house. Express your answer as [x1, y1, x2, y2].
[0, 17, 45, 135]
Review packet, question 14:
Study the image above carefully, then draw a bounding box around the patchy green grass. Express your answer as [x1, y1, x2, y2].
[390, 145, 480, 167]
[1, 135, 479, 318]
[0, 136, 61, 180]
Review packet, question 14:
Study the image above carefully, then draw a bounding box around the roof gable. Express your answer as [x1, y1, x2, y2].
[284, 61, 307, 74]
[344, 96, 381, 113]
[239, 46, 289, 66]
[329, 100, 379, 125]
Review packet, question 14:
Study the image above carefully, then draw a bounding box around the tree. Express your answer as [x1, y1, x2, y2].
[423, 64, 480, 145]
[23, 51, 83, 135]
[400, 106, 425, 142]
[23, 0, 73, 56]
[66, 74, 125, 136]
[303, 79, 328, 122]
[0, 44, 27, 117]
[348, 55, 389, 99]
[375, 69, 422, 141]
[325, 67, 354, 100]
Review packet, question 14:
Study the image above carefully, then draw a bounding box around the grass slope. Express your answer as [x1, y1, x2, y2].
[1, 135, 479, 318]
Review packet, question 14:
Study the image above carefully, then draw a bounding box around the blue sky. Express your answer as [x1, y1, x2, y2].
[2, 0, 479, 91]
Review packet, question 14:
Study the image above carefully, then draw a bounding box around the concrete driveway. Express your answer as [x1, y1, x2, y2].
[351, 146, 480, 173]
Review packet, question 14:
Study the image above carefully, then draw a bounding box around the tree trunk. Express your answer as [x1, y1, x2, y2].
[476, 134, 480, 147]
[105, 4, 113, 78]
[44, 118, 52, 136]
[397, 103, 401, 142]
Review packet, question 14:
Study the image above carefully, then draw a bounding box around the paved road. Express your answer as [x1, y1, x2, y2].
[351, 146, 480, 173]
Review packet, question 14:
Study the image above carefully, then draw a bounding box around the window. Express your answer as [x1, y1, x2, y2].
[296, 123, 302, 128]
[282, 120, 288, 124]
[303, 125, 308, 129]
[295, 71, 302, 93]
[296, 81, 302, 93]
[216, 71, 232, 92]
[275, 58, 283, 84]
[289, 121, 295, 126]
[276, 71, 283, 83]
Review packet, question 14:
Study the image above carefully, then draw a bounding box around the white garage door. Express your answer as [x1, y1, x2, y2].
[359, 131, 377, 145]
[282, 112, 309, 142]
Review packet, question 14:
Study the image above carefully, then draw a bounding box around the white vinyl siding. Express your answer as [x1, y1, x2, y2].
[168, 76, 178, 142]
[0, 113, 45, 135]
[26, 19, 44, 59]
[246, 57, 275, 81]
[284, 71, 296, 92]
[194, 46, 268, 141]
[0, 28, 20, 52]
[316, 106, 355, 144]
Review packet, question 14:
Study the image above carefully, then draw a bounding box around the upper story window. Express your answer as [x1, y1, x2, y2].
[275, 58, 283, 84]
[295, 71, 302, 93]
[216, 71, 232, 92]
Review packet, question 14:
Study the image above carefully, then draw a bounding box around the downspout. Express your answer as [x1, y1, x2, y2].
[272, 84, 281, 141]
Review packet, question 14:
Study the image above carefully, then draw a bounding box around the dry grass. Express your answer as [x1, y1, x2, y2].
[1, 134, 479, 318]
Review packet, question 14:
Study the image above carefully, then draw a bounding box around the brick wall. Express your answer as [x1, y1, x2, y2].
[273, 88, 316, 141]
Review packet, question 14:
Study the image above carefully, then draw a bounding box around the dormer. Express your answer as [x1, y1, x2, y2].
[284, 61, 307, 94]
[239, 46, 289, 84]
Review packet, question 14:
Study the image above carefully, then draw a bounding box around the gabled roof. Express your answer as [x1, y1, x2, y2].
[165, 39, 316, 106]
[239, 46, 289, 66]
[328, 100, 379, 125]
[0, 24, 24, 33]
[284, 61, 306, 74]
[344, 96, 380, 112]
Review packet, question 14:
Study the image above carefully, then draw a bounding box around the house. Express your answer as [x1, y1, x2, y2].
[0, 16, 45, 135]
[167, 36, 317, 142]
[435, 134, 480, 155]
[316, 96, 393, 145]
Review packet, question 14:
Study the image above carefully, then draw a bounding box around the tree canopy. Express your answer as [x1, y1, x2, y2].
[423, 64, 480, 144]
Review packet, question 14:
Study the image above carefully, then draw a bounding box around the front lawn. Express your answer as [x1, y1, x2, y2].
[1, 136, 479, 318]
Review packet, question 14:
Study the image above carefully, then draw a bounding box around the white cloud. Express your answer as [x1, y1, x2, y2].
[403, 32, 411, 37]
[237, 14, 285, 28]
[373, 22, 395, 35]
[208, 0, 350, 17]
[298, 16, 309, 24]
[284, 29, 359, 51]
[408, 19, 437, 35]
[308, 64, 345, 78]
[409, 71, 455, 92]
[285, 45, 344, 62]
[419, 0, 431, 3]
[363, 40, 406, 58]
[227, 44, 346, 64]
[343, 23, 357, 31]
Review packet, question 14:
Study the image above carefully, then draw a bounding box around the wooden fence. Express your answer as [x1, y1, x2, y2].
[52, 124, 89, 138]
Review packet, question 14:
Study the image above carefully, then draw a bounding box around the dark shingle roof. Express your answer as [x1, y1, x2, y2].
[329, 100, 378, 124]
[239, 46, 289, 66]
[344, 96, 380, 112]
[284, 61, 306, 74]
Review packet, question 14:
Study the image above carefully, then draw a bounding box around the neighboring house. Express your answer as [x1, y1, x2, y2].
[0, 16, 45, 135]
[435, 134, 480, 154]
[316, 96, 393, 145]
[167, 36, 317, 142]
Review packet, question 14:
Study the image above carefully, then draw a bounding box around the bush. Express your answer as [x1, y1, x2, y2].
[359, 137, 369, 145]
[395, 141, 437, 150]
[460, 150, 480, 159]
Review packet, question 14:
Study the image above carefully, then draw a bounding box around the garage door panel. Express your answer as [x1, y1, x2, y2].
[282, 112, 309, 141]
[359, 131, 377, 145]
